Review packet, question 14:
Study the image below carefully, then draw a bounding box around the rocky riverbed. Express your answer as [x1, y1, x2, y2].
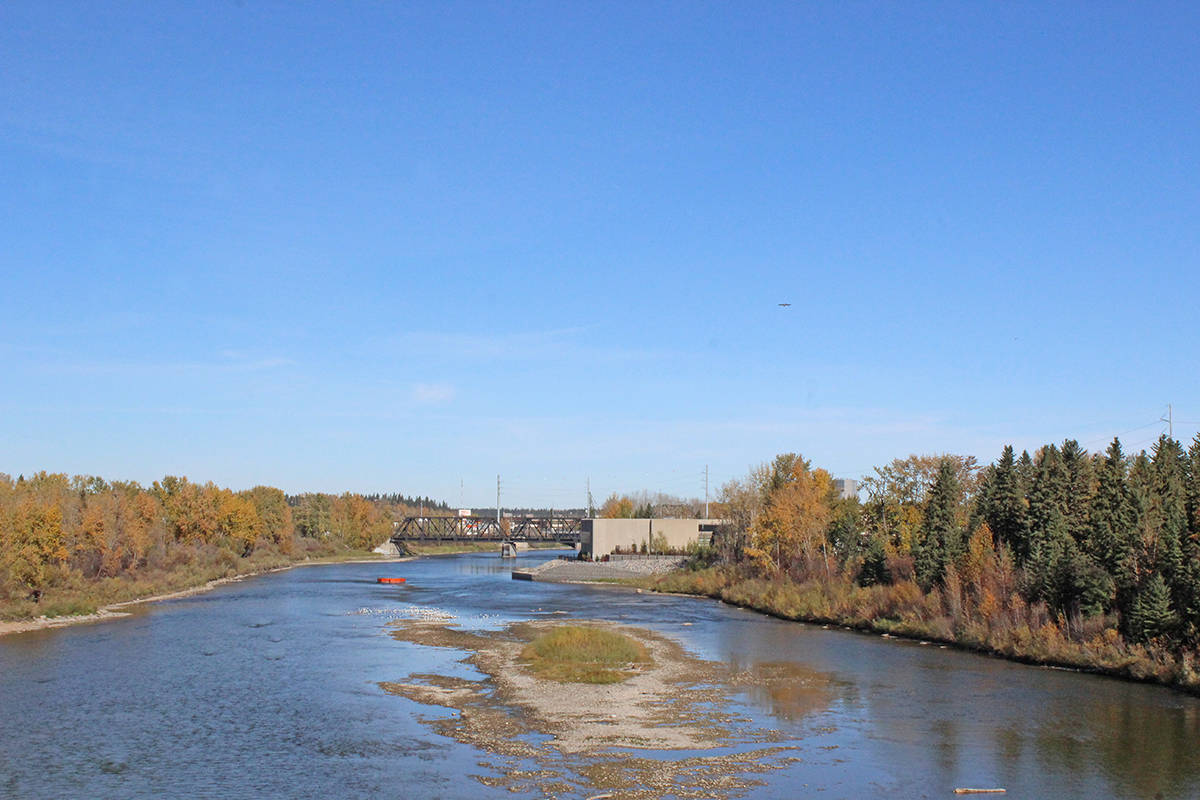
[380, 618, 831, 798]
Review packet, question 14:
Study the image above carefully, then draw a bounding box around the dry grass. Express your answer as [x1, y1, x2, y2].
[650, 566, 1200, 694]
[0, 543, 380, 621]
[519, 625, 652, 684]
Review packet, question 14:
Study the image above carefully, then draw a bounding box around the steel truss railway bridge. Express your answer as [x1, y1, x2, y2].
[390, 515, 583, 546]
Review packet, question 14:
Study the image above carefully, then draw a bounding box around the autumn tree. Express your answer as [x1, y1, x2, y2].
[715, 478, 760, 563]
[243, 486, 294, 553]
[599, 494, 635, 519]
[746, 455, 834, 577]
[861, 454, 977, 555]
[3, 499, 68, 601]
[330, 493, 390, 550]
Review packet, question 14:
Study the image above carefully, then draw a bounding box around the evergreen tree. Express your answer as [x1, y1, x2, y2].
[985, 445, 1030, 561]
[1157, 434, 1200, 640]
[1151, 436, 1188, 596]
[857, 535, 890, 587]
[915, 458, 963, 588]
[1016, 450, 1036, 501]
[1089, 439, 1136, 609]
[1124, 452, 1162, 632]
[1052, 544, 1113, 619]
[1127, 573, 1177, 643]
[1025, 446, 1071, 604]
[1061, 439, 1095, 546]
[1187, 435, 1200, 539]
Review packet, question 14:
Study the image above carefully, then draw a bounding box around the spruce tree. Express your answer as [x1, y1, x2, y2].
[985, 445, 1030, 561]
[1187, 434, 1200, 540]
[858, 535, 890, 587]
[1151, 436, 1187, 596]
[1089, 439, 1135, 605]
[1128, 573, 1177, 643]
[1127, 452, 1157, 573]
[915, 458, 963, 588]
[1061, 439, 1095, 547]
[1025, 446, 1072, 605]
[1016, 450, 1035, 498]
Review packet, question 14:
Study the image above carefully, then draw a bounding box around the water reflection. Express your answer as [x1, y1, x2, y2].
[0, 553, 1199, 799]
[728, 661, 837, 723]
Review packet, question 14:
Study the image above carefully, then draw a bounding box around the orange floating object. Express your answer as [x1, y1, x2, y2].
[376, 577, 406, 584]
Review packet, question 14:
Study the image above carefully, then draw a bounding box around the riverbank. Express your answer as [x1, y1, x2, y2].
[0, 550, 406, 638]
[0, 542, 572, 638]
[645, 566, 1200, 695]
[512, 556, 683, 583]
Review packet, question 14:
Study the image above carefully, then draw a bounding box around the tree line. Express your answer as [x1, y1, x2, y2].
[689, 433, 1200, 683]
[0, 473, 433, 608]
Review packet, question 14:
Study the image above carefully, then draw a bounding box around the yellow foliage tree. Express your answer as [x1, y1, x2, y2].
[750, 459, 834, 578]
[4, 499, 68, 600]
[331, 493, 390, 550]
[216, 490, 262, 557]
[599, 494, 635, 519]
[242, 486, 294, 553]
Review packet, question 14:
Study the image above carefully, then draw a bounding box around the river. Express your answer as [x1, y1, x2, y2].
[1, 549, 1197, 799]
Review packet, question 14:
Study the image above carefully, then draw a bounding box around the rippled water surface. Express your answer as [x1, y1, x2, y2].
[2, 550, 1199, 799]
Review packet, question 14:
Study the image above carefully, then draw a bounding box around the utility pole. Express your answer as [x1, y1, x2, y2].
[704, 464, 709, 519]
[1162, 404, 1174, 439]
[496, 474, 501, 523]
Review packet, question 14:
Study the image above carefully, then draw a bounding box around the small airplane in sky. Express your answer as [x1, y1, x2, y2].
[778, 303, 791, 307]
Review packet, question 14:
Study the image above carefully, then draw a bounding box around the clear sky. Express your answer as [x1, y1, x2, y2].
[2, 2, 1197, 507]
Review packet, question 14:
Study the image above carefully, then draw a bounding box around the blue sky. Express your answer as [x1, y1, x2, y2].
[2, 2, 1197, 506]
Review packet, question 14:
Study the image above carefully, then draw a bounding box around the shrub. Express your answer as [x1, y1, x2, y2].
[520, 625, 651, 684]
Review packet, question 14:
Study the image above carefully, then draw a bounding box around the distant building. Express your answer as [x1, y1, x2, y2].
[832, 478, 858, 500]
[580, 518, 721, 558]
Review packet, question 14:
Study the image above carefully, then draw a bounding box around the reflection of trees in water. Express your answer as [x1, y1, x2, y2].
[935, 719, 959, 775]
[733, 661, 833, 722]
[989, 686, 1200, 800]
[1086, 694, 1200, 799]
[711, 602, 1200, 797]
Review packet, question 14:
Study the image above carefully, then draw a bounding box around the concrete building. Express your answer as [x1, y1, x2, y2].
[833, 478, 858, 500]
[580, 518, 721, 558]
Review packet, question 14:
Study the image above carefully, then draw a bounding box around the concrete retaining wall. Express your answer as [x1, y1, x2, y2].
[580, 519, 720, 557]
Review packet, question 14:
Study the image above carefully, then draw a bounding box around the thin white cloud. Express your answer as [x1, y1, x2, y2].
[385, 327, 675, 363]
[410, 382, 457, 405]
[36, 354, 295, 376]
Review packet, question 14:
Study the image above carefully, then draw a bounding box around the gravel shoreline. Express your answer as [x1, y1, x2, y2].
[512, 556, 685, 583]
[0, 556, 412, 638]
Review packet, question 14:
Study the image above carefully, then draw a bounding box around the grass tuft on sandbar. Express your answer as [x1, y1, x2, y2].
[520, 625, 651, 684]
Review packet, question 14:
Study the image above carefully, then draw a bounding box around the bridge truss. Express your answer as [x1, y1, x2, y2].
[390, 515, 583, 544]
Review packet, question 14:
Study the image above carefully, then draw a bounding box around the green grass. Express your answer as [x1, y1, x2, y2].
[520, 625, 651, 684]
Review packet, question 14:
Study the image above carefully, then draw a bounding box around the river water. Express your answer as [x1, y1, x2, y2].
[1, 550, 1198, 799]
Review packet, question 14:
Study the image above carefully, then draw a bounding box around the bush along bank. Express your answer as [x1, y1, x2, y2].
[650, 565, 1200, 692]
[669, 437, 1200, 694]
